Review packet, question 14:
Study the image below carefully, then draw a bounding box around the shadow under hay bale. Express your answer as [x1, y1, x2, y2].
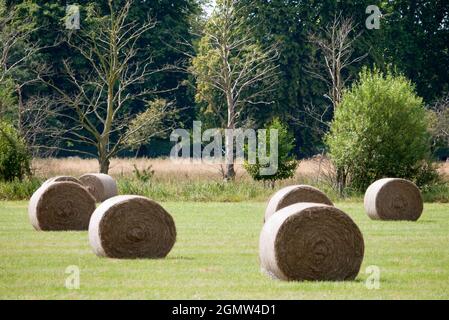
[28, 181, 96, 231]
[89, 195, 176, 259]
[364, 178, 424, 221]
[79, 173, 118, 202]
[264, 185, 334, 222]
[259, 203, 364, 282]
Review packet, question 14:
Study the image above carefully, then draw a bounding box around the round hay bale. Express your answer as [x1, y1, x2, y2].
[265, 185, 334, 222]
[364, 178, 423, 221]
[42, 176, 82, 186]
[89, 195, 176, 259]
[28, 181, 96, 231]
[259, 203, 364, 282]
[79, 173, 118, 202]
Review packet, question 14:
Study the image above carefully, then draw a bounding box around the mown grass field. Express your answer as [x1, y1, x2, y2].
[1, 201, 448, 300]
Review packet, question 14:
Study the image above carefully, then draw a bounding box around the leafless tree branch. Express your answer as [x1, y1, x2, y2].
[306, 13, 367, 109]
[38, 0, 176, 173]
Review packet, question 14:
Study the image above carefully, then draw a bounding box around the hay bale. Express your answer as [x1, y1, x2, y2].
[42, 176, 82, 186]
[79, 173, 118, 202]
[28, 181, 96, 231]
[265, 185, 333, 222]
[88, 195, 176, 259]
[259, 203, 364, 281]
[364, 178, 423, 221]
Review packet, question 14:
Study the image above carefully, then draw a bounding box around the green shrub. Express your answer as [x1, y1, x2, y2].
[244, 118, 298, 187]
[421, 182, 449, 203]
[132, 164, 155, 183]
[117, 177, 272, 202]
[0, 121, 31, 181]
[0, 79, 17, 122]
[0, 178, 42, 201]
[326, 67, 435, 191]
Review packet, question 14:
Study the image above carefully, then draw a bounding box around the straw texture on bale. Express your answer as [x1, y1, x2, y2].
[28, 181, 96, 231]
[364, 178, 423, 221]
[79, 173, 118, 202]
[259, 203, 364, 282]
[89, 195, 176, 259]
[42, 176, 82, 186]
[265, 185, 334, 222]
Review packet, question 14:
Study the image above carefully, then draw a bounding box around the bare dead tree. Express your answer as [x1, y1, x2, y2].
[307, 14, 367, 110]
[429, 93, 449, 151]
[307, 13, 367, 195]
[292, 102, 333, 139]
[19, 94, 64, 157]
[292, 14, 366, 140]
[39, 0, 177, 173]
[188, 0, 280, 180]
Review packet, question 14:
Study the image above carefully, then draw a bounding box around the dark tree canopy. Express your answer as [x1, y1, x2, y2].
[1, 0, 448, 160]
[235, 0, 449, 157]
[4, 0, 201, 157]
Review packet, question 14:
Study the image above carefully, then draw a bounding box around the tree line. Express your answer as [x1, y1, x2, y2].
[0, 0, 448, 179]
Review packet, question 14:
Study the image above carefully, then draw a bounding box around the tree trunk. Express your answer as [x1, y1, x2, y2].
[98, 141, 110, 174]
[336, 167, 346, 197]
[99, 157, 110, 174]
[16, 85, 23, 134]
[224, 163, 235, 181]
[224, 92, 236, 181]
[224, 130, 235, 181]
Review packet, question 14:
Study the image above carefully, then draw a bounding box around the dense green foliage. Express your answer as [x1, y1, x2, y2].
[244, 118, 298, 185]
[236, 0, 449, 157]
[0, 177, 41, 200]
[0, 79, 16, 121]
[0, 0, 448, 164]
[3, 0, 200, 156]
[326, 68, 435, 191]
[375, 0, 449, 102]
[0, 121, 31, 181]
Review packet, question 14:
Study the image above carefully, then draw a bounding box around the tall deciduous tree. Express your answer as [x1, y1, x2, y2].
[41, 0, 178, 173]
[5, 0, 201, 157]
[307, 14, 367, 194]
[235, 0, 372, 157]
[190, 0, 280, 180]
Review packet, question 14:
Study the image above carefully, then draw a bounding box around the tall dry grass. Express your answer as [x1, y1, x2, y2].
[31, 157, 334, 181]
[25, 157, 341, 203]
[31, 156, 449, 181]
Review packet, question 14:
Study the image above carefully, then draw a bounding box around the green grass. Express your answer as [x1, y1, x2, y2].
[0, 201, 448, 299]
